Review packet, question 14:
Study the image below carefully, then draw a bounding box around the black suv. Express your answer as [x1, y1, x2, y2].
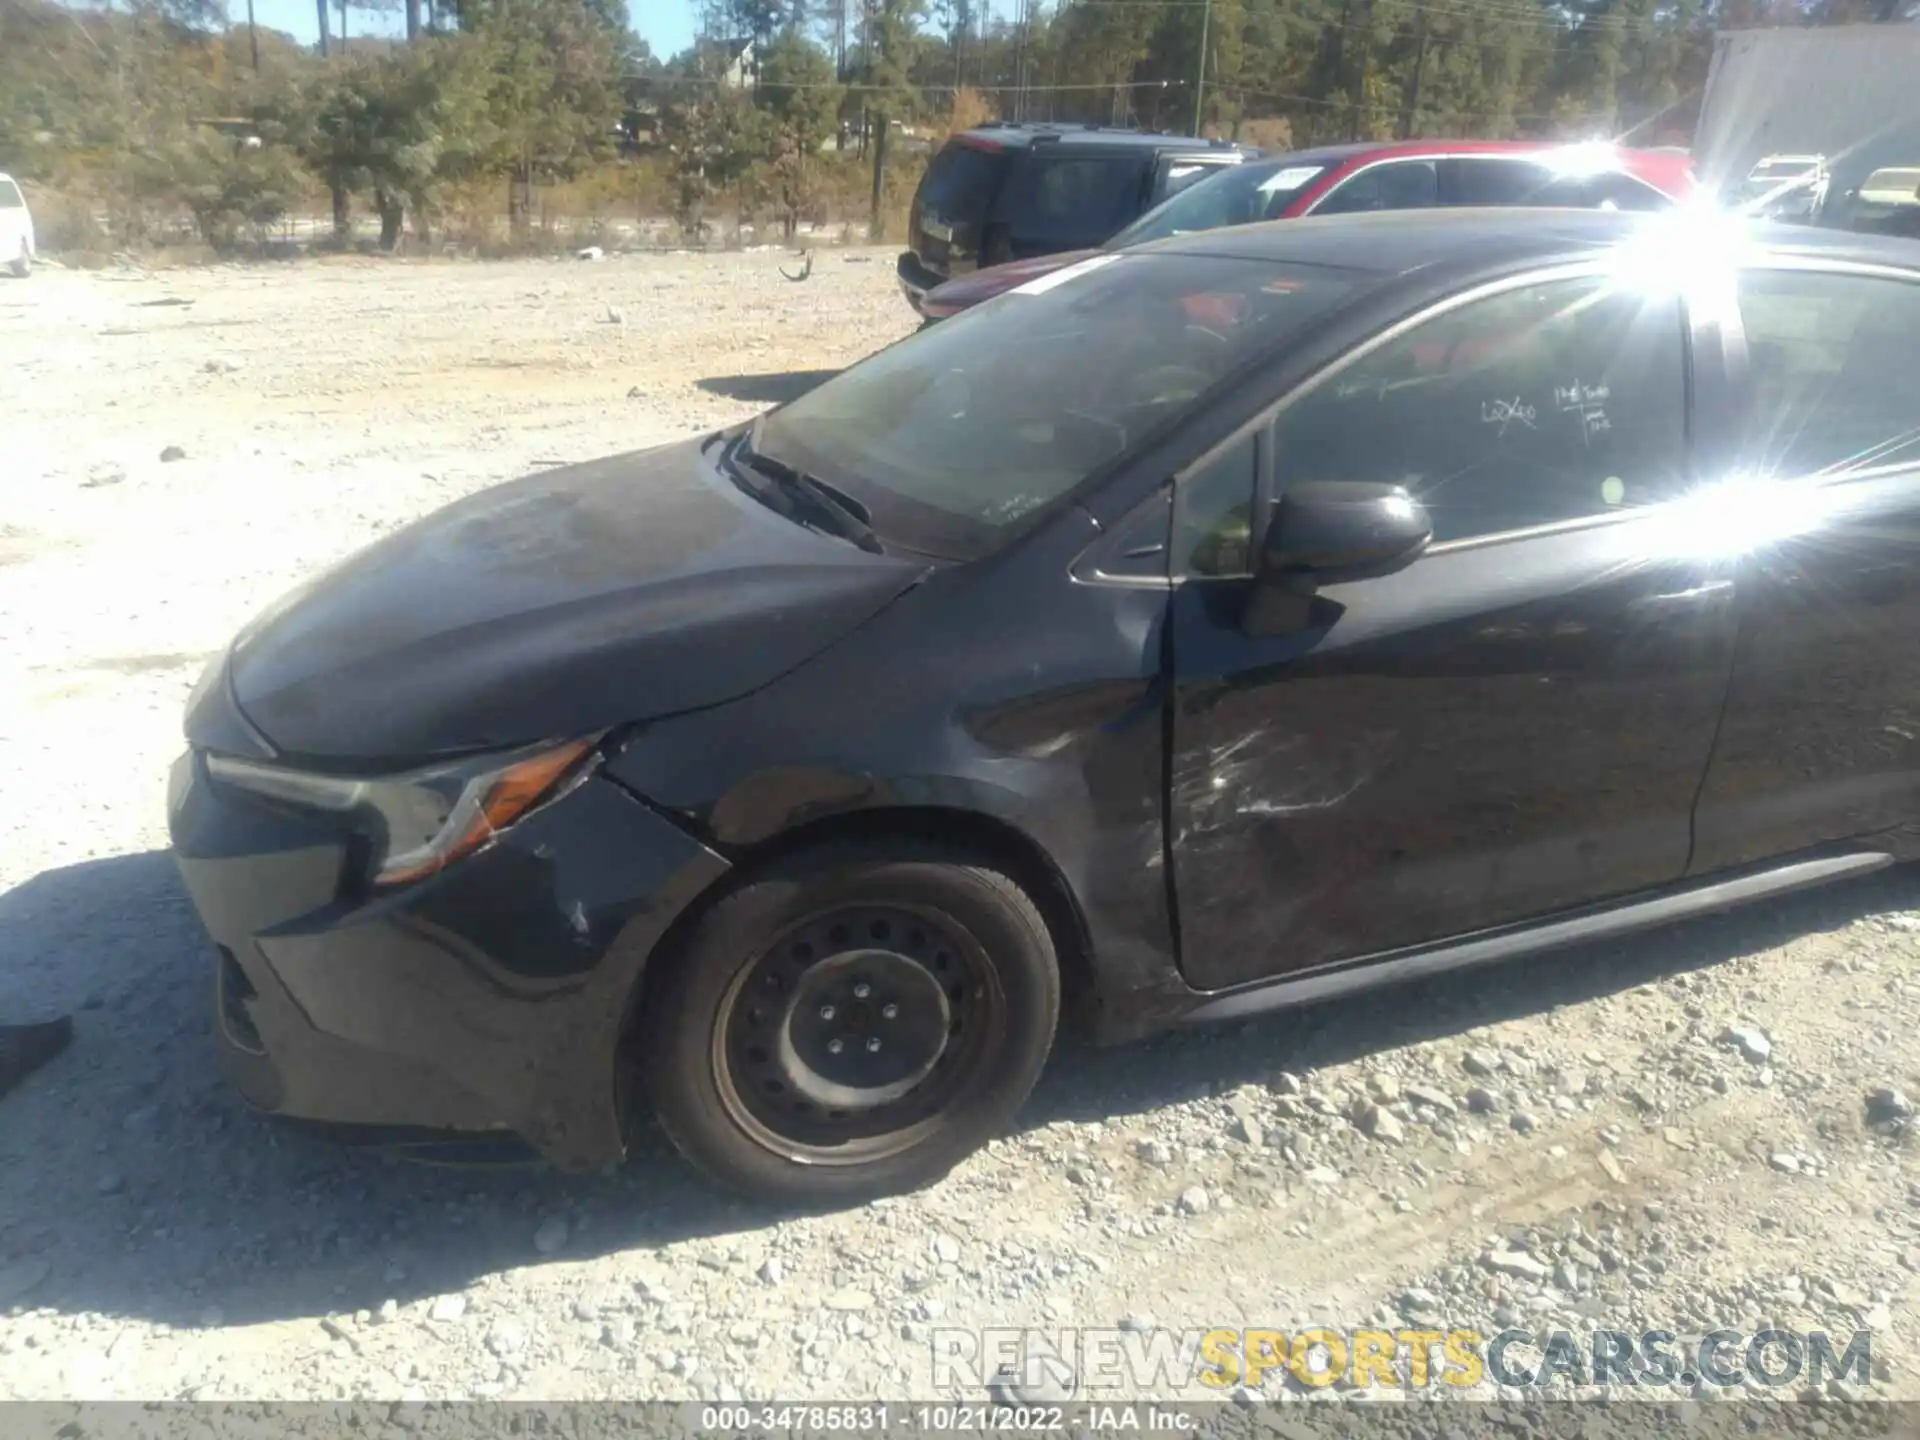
[897, 123, 1254, 314]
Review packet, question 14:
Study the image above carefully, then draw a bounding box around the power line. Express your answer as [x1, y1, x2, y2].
[1033, 0, 1685, 36]
[637, 71, 1192, 94]
[1039, 1, 1609, 50]
[1213, 78, 1617, 125]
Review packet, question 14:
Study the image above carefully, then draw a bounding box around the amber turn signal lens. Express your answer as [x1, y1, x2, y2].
[375, 737, 596, 886]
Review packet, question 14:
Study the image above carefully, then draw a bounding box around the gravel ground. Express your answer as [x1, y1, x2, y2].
[2, 251, 1919, 1421]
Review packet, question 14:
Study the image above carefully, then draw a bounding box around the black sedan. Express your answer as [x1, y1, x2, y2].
[171, 210, 1920, 1204]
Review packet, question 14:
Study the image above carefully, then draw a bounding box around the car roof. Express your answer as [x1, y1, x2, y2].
[1139, 207, 1920, 279]
[953, 124, 1249, 154]
[1240, 138, 1690, 185]
[1263, 139, 1560, 167]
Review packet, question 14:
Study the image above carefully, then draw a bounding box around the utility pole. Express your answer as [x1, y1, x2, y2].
[1192, 0, 1212, 135]
[315, 0, 329, 57]
[246, 0, 260, 70]
[1329, 0, 1350, 144]
[1012, 0, 1028, 121]
[1350, 0, 1372, 141]
[1400, 12, 1428, 140]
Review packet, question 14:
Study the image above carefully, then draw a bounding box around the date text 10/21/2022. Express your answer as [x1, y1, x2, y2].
[695, 1406, 1197, 1433]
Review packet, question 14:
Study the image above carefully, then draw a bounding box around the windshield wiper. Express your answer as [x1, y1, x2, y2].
[733, 434, 884, 554]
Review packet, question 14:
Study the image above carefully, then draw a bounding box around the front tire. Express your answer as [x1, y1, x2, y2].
[639, 840, 1060, 1205]
[8, 244, 28, 278]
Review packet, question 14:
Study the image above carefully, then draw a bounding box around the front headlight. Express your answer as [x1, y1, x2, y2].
[206, 737, 598, 887]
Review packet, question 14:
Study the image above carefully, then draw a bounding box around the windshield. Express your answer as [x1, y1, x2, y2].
[1108, 160, 1327, 248]
[752, 253, 1358, 558]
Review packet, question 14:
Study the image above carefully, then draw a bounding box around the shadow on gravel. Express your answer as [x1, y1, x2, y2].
[1026, 861, 1920, 1129]
[695, 370, 839, 406]
[1, 847, 1914, 1331]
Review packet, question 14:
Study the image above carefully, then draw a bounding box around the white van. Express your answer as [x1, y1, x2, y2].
[0, 173, 36, 277]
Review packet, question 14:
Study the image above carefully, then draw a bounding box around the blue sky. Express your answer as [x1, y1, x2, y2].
[633, 0, 697, 59]
[237, 0, 698, 58]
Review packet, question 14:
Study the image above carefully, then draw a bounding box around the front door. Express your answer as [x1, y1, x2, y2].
[1167, 270, 1739, 990]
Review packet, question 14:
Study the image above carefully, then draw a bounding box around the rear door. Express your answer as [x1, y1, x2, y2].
[1692, 262, 1920, 872]
[1166, 267, 1739, 990]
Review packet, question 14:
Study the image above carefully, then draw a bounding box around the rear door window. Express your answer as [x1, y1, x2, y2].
[996, 154, 1151, 248]
[0, 181, 23, 210]
[1312, 160, 1439, 215]
[1738, 269, 1920, 478]
[1441, 157, 1556, 206]
[1530, 170, 1672, 211]
[1439, 157, 1671, 211]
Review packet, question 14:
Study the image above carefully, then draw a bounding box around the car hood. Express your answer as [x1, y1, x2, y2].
[921, 249, 1101, 315]
[214, 437, 930, 763]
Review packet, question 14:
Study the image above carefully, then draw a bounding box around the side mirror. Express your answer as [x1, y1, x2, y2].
[1258, 482, 1432, 586]
[1243, 483, 1430, 636]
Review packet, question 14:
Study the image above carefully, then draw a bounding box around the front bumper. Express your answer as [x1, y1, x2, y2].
[167, 749, 729, 1169]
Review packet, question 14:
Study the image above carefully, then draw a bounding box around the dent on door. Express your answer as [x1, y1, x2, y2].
[1167, 513, 1738, 993]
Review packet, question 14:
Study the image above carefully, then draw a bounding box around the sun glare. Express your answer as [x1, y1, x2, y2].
[1647, 475, 1827, 560]
[1604, 205, 1753, 301]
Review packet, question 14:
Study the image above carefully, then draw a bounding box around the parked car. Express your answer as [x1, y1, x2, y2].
[1727, 153, 1830, 221]
[896, 123, 1256, 315]
[0, 173, 35, 277]
[917, 139, 1697, 323]
[173, 209, 1920, 1205]
[1838, 165, 1920, 238]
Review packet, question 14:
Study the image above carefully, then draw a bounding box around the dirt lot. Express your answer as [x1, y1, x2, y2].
[3, 251, 1920, 1416]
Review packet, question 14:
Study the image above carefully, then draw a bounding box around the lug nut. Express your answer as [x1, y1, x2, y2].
[852, 982, 872, 999]
[827, 1038, 844, 1054]
[866, 1037, 882, 1053]
[819, 1004, 836, 1021]
[881, 1003, 899, 1020]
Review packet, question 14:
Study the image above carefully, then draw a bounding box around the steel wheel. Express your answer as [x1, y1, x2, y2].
[639, 840, 1060, 1204]
[714, 904, 1002, 1163]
